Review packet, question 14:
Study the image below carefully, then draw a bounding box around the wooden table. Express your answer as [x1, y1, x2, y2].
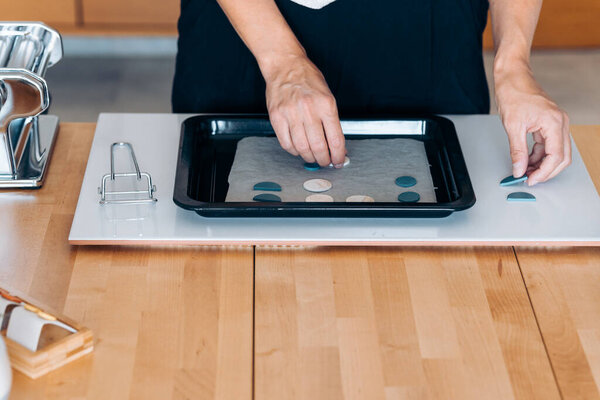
[1, 123, 599, 399]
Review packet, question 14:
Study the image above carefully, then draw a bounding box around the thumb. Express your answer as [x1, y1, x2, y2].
[506, 127, 529, 178]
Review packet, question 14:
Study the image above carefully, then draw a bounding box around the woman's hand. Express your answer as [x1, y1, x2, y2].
[212, 0, 344, 166]
[262, 54, 346, 167]
[495, 62, 571, 186]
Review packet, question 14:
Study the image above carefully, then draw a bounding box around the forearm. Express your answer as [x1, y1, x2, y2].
[489, 0, 542, 77]
[216, 0, 305, 79]
[490, 0, 570, 184]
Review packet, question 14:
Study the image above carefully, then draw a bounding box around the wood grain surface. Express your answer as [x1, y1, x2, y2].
[1, 0, 78, 26]
[513, 125, 600, 400]
[81, 0, 179, 26]
[487, 0, 600, 48]
[254, 247, 560, 400]
[1, 124, 253, 399]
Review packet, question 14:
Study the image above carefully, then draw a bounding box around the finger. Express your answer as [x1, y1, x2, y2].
[318, 96, 345, 167]
[304, 118, 331, 166]
[270, 112, 298, 156]
[546, 120, 572, 181]
[289, 120, 315, 163]
[527, 125, 564, 185]
[527, 159, 543, 175]
[322, 116, 345, 167]
[528, 142, 545, 166]
[528, 131, 545, 166]
[505, 122, 529, 178]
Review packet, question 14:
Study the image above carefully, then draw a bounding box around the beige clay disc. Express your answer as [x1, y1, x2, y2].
[305, 194, 334, 202]
[345, 195, 375, 203]
[303, 178, 332, 193]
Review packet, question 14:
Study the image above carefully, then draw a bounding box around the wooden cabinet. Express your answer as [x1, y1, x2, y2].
[81, 0, 179, 27]
[0, 0, 77, 25]
[534, 0, 600, 47]
[0, 0, 598, 47]
[483, 0, 600, 48]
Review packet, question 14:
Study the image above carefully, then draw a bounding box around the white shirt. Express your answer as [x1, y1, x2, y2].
[289, 0, 336, 9]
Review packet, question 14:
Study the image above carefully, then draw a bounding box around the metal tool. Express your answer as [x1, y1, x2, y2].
[98, 142, 157, 205]
[0, 22, 63, 188]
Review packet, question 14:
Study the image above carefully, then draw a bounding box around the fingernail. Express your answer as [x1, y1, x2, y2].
[527, 179, 537, 186]
[334, 163, 343, 168]
[512, 162, 526, 178]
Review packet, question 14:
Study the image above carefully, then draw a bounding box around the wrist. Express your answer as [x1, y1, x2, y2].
[256, 49, 307, 82]
[493, 50, 535, 95]
[493, 49, 530, 77]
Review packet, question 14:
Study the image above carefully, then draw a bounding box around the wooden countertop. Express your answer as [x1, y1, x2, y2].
[2, 123, 599, 399]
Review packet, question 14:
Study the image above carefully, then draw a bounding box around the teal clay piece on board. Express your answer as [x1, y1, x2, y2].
[398, 191, 420, 203]
[395, 176, 417, 188]
[253, 193, 282, 202]
[253, 181, 282, 191]
[303, 162, 321, 171]
[500, 175, 528, 186]
[507, 192, 536, 202]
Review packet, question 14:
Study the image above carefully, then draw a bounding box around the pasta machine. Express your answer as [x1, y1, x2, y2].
[0, 22, 62, 188]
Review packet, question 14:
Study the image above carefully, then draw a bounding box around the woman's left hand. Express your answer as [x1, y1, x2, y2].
[495, 65, 571, 186]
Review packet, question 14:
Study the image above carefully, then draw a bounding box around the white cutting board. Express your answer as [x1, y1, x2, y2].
[68, 113, 600, 246]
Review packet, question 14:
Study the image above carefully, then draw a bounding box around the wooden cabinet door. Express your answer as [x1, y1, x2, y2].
[82, 0, 180, 27]
[534, 0, 600, 47]
[0, 0, 77, 25]
[484, 0, 600, 48]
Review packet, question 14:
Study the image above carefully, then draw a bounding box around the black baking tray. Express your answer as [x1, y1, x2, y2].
[173, 114, 475, 218]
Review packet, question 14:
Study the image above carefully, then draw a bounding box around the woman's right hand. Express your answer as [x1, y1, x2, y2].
[262, 54, 346, 167]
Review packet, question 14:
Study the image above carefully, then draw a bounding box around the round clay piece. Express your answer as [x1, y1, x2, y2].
[305, 194, 334, 202]
[395, 176, 417, 188]
[398, 191, 420, 203]
[345, 195, 375, 203]
[303, 178, 332, 193]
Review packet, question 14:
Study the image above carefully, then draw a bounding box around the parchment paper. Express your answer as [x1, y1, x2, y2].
[225, 137, 437, 203]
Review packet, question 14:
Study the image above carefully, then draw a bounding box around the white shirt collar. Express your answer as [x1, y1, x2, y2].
[288, 0, 337, 10]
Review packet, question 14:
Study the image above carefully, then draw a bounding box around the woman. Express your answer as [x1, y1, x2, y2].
[173, 0, 570, 184]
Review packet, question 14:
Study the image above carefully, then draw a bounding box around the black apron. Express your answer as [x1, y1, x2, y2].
[172, 0, 490, 115]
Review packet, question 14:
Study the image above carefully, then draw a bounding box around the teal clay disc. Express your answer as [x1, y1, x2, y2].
[253, 181, 282, 191]
[395, 176, 417, 188]
[253, 193, 282, 202]
[499, 175, 528, 187]
[507, 192, 536, 202]
[304, 163, 321, 171]
[398, 191, 420, 203]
